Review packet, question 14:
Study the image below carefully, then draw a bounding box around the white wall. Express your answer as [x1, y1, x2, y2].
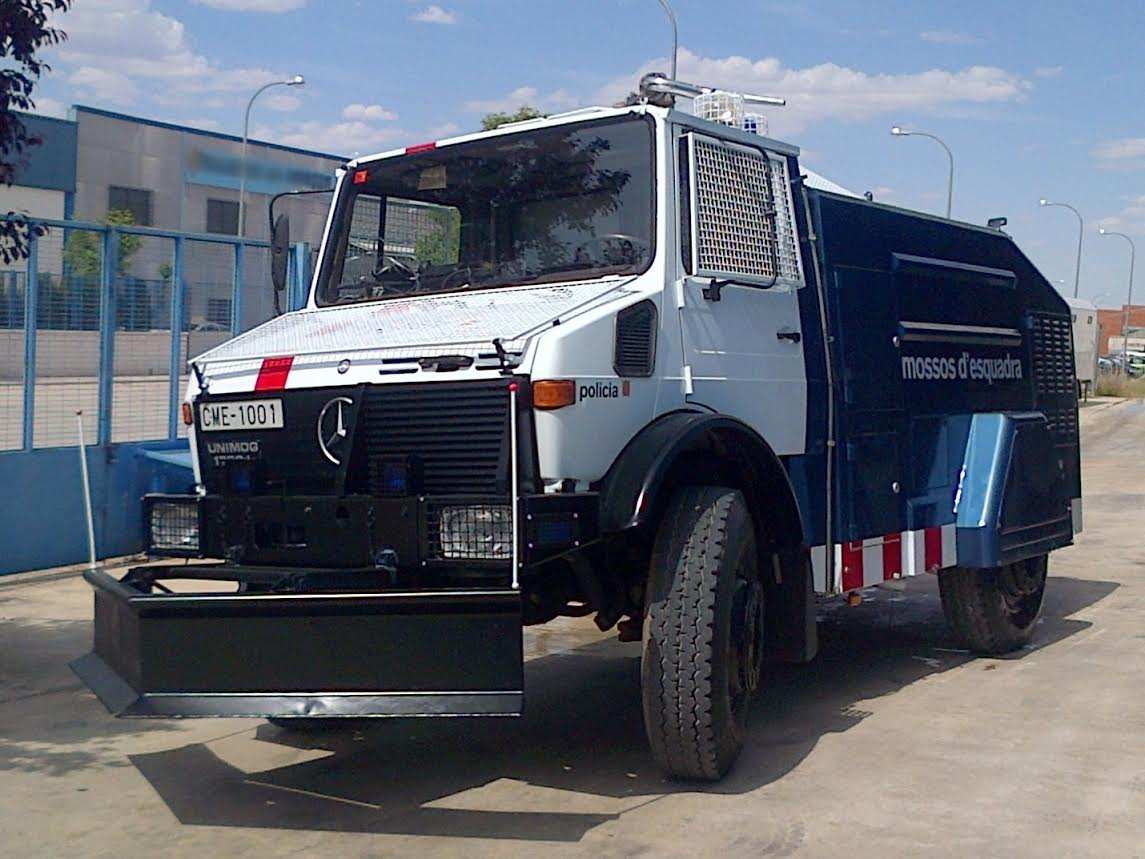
[0, 186, 66, 276]
[0, 185, 65, 221]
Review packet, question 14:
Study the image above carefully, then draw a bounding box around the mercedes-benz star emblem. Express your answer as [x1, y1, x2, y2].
[317, 396, 354, 465]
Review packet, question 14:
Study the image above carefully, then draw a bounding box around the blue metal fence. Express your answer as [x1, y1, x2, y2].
[0, 216, 310, 574]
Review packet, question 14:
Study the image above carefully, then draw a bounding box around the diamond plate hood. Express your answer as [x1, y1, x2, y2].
[194, 277, 637, 366]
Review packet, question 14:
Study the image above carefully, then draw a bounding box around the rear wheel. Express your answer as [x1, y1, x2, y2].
[938, 555, 1048, 654]
[641, 486, 765, 781]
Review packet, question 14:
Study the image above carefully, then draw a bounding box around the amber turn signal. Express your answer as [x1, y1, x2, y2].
[532, 379, 576, 410]
[181, 402, 194, 426]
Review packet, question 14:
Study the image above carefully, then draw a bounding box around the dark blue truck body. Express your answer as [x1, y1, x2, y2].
[791, 187, 1079, 582]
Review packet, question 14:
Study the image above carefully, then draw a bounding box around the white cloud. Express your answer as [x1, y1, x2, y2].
[1092, 138, 1145, 166]
[342, 103, 398, 121]
[1034, 66, 1063, 78]
[28, 97, 68, 118]
[424, 122, 461, 139]
[52, 0, 294, 107]
[263, 120, 405, 155]
[463, 86, 578, 115]
[598, 48, 1031, 135]
[264, 93, 302, 112]
[1097, 196, 1145, 235]
[68, 66, 139, 105]
[191, 0, 306, 10]
[919, 30, 982, 45]
[411, 5, 456, 25]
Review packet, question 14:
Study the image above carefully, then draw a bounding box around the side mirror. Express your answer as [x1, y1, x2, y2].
[271, 214, 290, 295]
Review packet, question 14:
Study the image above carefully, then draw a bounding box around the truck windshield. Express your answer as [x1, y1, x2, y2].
[317, 114, 655, 305]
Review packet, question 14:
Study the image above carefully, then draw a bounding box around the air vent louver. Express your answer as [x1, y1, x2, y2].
[614, 300, 657, 377]
[1030, 312, 1078, 442]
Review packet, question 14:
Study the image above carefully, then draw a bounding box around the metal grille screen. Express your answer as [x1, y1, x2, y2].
[692, 136, 802, 284]
[767, 156, 802, 281]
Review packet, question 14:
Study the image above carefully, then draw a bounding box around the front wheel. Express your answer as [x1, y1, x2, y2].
[938, 555, 1048, 654]
[641, 486, 765, 781]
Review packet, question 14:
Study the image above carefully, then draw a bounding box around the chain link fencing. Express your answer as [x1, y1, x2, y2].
[1, 217, 303, 450]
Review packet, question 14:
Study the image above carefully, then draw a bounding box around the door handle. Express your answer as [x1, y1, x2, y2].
[776, 330, 802, 343]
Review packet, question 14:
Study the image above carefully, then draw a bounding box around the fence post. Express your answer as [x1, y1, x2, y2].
[97, 227, 118, 445]
[22, 233, 39, 452]
[232, 242, 244, 335]
[168, 236, 186, 439]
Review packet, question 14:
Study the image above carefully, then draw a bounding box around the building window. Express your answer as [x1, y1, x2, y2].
[108, 186, 152, 226]
[206, 198, 240, 236]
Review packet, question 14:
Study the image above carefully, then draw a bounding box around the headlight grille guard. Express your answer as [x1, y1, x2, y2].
[143, 493, 204, 558]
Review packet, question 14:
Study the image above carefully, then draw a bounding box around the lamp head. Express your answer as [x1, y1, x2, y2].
[1099, 228, 1108, 235]
[287, 74, 305, 86]
[1039, 198, 1049, 207]
[890, 126, 905, 136]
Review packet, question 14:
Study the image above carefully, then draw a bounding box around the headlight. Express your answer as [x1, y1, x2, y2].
[437, 504, 512, 560]
[146, 495, 201, 556]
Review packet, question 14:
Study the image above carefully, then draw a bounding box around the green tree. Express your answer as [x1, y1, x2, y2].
[1, 0, 72, 264]
[481, 105, 544, 131]
[414, 206, 461, 266]
[63, 208, 142, 277]
[61, 209, 148, 328]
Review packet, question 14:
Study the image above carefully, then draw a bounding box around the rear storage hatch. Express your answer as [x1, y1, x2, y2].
[73, 378, 527, 718]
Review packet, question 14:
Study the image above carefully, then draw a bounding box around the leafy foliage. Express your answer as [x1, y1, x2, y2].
[63, 209, 143, 277]
[481, 105, 544, 131]
[414, 206, 461, 265]
[1, 0, 72, 263]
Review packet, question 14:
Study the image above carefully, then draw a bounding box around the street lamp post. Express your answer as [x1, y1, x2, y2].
[238, 75, 305, 239]
[655, 0, 678, 80]
[1039, 199, 1084, 298]
[891, 126, 954, 218]
[1099, 228, 1137, 373]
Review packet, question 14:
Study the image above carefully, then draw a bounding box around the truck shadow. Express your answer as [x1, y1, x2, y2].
[127, 574, 1116, 842]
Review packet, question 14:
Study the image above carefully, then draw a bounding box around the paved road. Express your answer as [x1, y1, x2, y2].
[2, 400, 1143, 857]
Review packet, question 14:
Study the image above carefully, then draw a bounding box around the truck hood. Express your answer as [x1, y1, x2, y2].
[194, 277, 638, 369]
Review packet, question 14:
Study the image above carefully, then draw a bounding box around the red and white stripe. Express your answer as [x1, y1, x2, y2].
[811, 524, 957, 593]
[253, 356, 294, 391]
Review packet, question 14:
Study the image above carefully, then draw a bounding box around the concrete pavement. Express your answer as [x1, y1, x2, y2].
[1, 398, 1143, 856]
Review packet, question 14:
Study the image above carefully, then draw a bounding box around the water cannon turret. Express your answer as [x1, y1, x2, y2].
[638, 74, 785, 136]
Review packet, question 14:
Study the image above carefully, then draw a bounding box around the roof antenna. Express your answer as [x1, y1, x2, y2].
[655, 0, 678, 80]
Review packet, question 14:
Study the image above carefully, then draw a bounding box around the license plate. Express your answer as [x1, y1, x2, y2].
[199, 399, 284, 432]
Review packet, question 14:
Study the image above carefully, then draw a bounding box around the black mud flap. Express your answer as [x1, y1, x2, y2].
[71, 568, 523, 718]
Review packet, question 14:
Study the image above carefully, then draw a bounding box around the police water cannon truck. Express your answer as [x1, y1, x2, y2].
[74, 72, 1081, 781]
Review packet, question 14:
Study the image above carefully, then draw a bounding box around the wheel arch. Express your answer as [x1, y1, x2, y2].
[597, 410, 806, 551]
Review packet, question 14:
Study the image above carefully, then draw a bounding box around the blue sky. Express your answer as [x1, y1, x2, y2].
[30, 0, 1145, 305]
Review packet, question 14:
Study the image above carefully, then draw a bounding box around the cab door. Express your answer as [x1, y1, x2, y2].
[676, 131, 808, 455]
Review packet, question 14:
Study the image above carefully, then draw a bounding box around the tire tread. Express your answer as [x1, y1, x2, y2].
[643, 486, 743, 780]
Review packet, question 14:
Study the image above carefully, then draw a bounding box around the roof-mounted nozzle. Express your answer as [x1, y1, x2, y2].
[638, 72, 786, 111]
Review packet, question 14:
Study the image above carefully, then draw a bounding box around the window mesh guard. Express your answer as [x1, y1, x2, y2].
[691, 136, 803, 284]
